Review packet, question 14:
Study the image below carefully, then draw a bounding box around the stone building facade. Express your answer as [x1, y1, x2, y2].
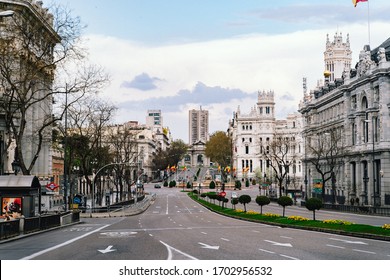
[0, 0, 59, 176]
[229, 91, 303, 197]
[299, 35, 390, 206]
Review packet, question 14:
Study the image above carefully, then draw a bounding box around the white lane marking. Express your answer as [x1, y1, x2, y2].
[166, 196, 169, 215]
[201, 232, 207, 235]
[264, 240, 293, 247]
[160, 241, 198, 260]
[280, 254, 300, 260]
[259, 249, 275, 254]
[100, 232, 137, 238]
[353, 249, 376, 255]
[221, 238, 230, 242]
[198, 242, 219, 250]
[329, 238, 368, 245]
[280, 236, 293, 239]
[326, 244, 345, 249]
[20, 224, 110, 260]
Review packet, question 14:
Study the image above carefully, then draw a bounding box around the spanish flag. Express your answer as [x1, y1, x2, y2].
[352, 0, 368, 7]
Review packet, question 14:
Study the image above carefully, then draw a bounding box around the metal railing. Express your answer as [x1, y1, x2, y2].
[0, 211, 80, 241]
[0, 220, 20, 240]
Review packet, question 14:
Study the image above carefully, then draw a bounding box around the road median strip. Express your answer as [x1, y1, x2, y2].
[187, 192, 390, 241]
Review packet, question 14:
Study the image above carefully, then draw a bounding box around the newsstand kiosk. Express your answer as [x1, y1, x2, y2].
[0, 176, 41, 218]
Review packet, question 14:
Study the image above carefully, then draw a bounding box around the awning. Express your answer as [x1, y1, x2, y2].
[0, 176, 41, 188]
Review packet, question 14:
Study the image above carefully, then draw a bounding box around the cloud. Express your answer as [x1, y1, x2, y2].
[279, 92, 295, 101]
[248, 4, 390, 26]
[85, 21, 390, 141]
[120, 82, 253, 112]
[120, 72, 163, 91]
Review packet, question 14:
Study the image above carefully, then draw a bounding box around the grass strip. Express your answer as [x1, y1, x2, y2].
[188, 192, 390, 239]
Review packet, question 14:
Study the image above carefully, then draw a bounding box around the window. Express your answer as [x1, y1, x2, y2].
[245, 146, 249, 154]
[374, 116, 379, 142]
[351, 95, 357, 110]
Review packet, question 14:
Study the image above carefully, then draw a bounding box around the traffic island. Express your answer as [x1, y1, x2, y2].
[188, 192, 390, 242]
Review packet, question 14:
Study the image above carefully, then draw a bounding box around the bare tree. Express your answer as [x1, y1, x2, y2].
[106, 125, 140, 202]
[0, 3, 109, 175]
[63, 95, 117, 204]
[306, 128, 346, 203]
[261, 133, 298, 197]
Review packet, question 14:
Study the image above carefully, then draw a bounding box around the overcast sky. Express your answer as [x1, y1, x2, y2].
[59, 0, 390, 142]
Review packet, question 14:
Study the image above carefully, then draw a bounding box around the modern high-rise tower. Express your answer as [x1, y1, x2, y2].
[146, 110, 163, 133]
[188, 107, 209, 145]
[324, 32, 352, 82]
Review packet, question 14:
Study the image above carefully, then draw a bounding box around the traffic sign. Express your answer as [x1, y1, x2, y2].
[219, 191, 226, 197]
[46, 182, 59, 191]
[73, 196, 81, 204]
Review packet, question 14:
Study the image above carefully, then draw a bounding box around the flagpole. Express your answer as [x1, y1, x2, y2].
[367, 0, 371, 46]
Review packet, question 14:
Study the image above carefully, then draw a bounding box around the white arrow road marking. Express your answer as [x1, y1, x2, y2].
[329, 238, 368, 245]
[21, 224, 110, 260]
[160, 241, 198, 260]
[98, 245, 116, 254]
[198, 242, 220, 250]
[264, 240, 293, 247]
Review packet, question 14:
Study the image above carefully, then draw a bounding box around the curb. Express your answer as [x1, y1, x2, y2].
[189, 194, 390, 242]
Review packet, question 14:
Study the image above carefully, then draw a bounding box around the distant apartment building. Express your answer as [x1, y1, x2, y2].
[146, 109, 170, 151]
[189, 107, 209, 145]
[146, 110, 163, 133]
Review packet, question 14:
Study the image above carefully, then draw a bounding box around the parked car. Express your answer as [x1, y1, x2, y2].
[154, 184, 161, 189]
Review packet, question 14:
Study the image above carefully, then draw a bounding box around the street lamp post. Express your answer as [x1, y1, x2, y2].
[365, 119, 380, 207]
[92, 162, 129, 213]
[304, 135, 308, 201]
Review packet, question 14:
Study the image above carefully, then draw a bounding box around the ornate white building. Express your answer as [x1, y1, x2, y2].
[0, 0, 59, 176]
[300, 33, 390, 207]
[229, 91, 303, 197]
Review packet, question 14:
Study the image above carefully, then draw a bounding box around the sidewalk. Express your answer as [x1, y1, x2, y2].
[80, 194, 155, 218]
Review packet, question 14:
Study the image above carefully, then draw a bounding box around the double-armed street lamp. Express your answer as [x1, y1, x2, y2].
[92, 162, 130, 212]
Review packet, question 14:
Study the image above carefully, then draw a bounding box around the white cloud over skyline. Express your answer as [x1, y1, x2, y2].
[63, 0, 390, 142]
[82, 21, 390, 142]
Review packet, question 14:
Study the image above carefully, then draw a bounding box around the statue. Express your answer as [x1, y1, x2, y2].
[377, 47, 387, 64]
[357, 49, 373, 77]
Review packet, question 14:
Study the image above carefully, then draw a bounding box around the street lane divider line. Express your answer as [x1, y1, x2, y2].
[160, 241, 198, 260]
[20, 225, 111, 260]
